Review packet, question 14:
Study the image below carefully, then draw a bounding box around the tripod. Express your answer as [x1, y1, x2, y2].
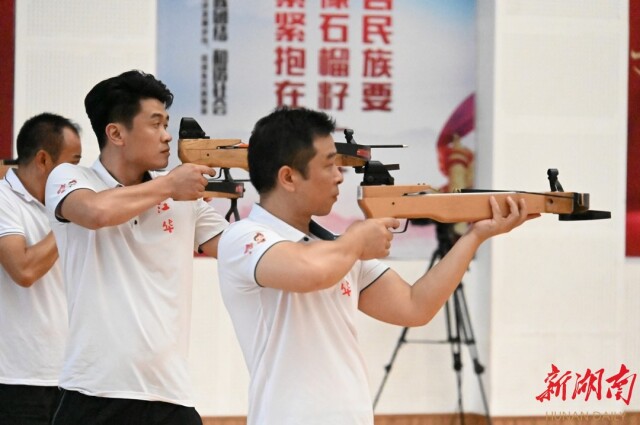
[372, 221, 492, 425]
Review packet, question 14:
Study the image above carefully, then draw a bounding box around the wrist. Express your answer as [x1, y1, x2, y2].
[459, 229, 485, 251]
[152, 174, 174, 200]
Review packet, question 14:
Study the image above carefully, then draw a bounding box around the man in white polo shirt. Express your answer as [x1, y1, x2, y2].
[217, 107, 536, 425]
[45, 70, 228, 425]
[0, 113, 82, 424]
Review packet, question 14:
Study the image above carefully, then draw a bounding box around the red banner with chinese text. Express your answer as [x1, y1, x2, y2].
[627, 0, 640, 256]
[157, 1, 478, 258]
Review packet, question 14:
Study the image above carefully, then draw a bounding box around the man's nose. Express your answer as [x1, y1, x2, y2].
[335, 167, 345, 184]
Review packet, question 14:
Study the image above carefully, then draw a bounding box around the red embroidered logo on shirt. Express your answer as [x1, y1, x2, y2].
[341, 280, 352, 297]
[162, 219, 174, 233]
[57, 184, 66, 194]
[244, 233, 265, 255]
[68, 179, 77, 187]
[157, 202, 170, 213]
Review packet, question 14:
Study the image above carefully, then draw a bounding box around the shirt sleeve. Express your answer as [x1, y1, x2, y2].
[218, 221, 287, 287]
[45, 164, 96, 222]
[357, 259, 390, 292]
[0, 189, 24, 238]
[193, 198, 229, 250]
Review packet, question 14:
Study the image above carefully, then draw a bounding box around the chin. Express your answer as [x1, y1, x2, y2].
[153, 158, 170, 170]
[316, 205, 335, 217]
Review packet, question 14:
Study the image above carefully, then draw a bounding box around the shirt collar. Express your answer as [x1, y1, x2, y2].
[248, 204, 308, 242]
[248, 204, 338, 242]
[3, 168, 39, 204]
[91, 158, 152, 188]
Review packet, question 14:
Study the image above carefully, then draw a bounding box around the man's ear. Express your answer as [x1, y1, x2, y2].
[277, 165, 298, 193]
[33, 149, 53, 173]
[105, 123, 125, 147]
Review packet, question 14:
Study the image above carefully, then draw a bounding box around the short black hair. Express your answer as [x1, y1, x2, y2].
[84, 70, 173, 150]
[248, 107, 336, 194]
[16, 113, 80, 166]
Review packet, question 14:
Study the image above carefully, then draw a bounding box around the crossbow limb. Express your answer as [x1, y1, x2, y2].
[357, 169, 611, 222]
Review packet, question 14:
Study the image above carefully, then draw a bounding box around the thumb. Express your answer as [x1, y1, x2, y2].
[192, 164, 215, 176]
[381, 217, 400, 229]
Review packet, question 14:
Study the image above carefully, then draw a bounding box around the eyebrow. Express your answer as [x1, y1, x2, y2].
[150, 112, 170, 122]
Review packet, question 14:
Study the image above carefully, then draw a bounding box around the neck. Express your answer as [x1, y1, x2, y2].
[99, 150, 146, 186]
[260, 193, 311, 234]
[14, 166, 45, 204]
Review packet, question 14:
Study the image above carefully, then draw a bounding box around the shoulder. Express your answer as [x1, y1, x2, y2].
[0, 179, 12, 198]
[49, 163, 93, 179]
[218, 219, 284, 260]
[47, 164, 97, 189]
[0, 177, 23, 207]
[221, 219, 273, 240]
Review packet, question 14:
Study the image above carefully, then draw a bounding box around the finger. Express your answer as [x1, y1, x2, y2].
[505, 196, 519, 219]
[194, 164, 216, 176]
[517, 198, 529, 222]
[489, 196, 502, 219]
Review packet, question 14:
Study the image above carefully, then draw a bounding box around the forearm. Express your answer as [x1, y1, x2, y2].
[407, 196, 531, 323]
[408, 231, 484, 324]
[257, 235, 363, 292]
[62, 176, 173, 229]
[303, 235, 363, 290]
[0, 233, 58, 287]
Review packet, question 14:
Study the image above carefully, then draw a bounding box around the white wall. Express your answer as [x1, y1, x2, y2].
[13, 0, 158, 165]
[478, 0, 637, 416]
[13, 0, 637, 418]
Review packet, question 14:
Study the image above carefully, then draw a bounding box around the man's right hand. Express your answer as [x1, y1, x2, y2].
[345, 217, 400, 260]
[166, 164, 215, 201]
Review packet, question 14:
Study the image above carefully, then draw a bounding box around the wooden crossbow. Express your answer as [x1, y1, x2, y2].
[177, 117, 399, 220]
[357, 168, 611, 223]
[178, 117, 610, 223]
[177, 117, 377, 172]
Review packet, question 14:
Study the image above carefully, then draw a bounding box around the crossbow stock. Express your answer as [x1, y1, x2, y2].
[178, 117, 610, 223]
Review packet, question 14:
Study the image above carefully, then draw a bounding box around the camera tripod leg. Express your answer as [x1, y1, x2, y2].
[373, 248, 443, 410]
[454, 284, 493, 425]
[373, 326, 409, 410]
[445, 290, 465, 425]
[373, 222, 492, 425]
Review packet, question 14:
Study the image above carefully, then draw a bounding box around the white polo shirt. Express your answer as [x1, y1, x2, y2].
[218, 204, 389, 425]
[44, 160, 227, 406]
[0, 169, 67, 386]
